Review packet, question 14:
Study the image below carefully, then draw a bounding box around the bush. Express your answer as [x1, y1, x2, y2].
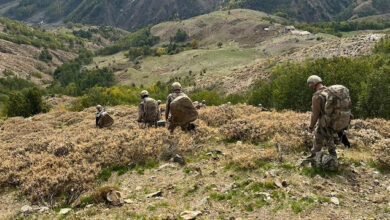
[4, 87, 49, 117]
[38, 48, 53, 62]
[98, 27, 159, 55]
[172, 29, 188, 43]
[247, 55, 390, 119]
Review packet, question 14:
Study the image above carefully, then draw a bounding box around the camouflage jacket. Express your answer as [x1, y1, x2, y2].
[165, 92, 187, 120]
[310, 87, 327, 129]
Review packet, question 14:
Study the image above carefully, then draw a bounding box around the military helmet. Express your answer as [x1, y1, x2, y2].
[202, 100, 206, 103]
[140, 90, 149, 97]
[172, 82, 182, 91]
[307, 75, 322, 87]
[157, 100, 161, 104]
[96, 105, 102, 110]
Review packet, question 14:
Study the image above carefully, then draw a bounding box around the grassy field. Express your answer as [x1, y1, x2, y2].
[90, 43, 265, 87]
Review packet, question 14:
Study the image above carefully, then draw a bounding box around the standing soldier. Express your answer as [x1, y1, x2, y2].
[137, 90, 160, 127]
[306, 75, 352, 159]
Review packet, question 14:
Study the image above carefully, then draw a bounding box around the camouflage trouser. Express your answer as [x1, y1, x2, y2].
[168, 123, 190, 133]
[311, 127, 337, 156]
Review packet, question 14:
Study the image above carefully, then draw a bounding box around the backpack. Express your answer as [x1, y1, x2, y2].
[98, 112, 114, 128]
[320, 85, 352, 132]
[170, 96, 198, 125]
[144, 97, 159, 122]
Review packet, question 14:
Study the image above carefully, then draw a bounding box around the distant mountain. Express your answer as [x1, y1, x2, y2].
[0, 0, 222, 31]
[0, 0, 389, 30]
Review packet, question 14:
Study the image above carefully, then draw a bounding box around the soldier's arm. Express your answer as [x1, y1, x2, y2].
[137, 103, 144, 122]
[309, 96, 321, 129]
[165, 96, 171, 120]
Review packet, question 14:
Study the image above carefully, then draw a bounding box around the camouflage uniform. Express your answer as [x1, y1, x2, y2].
[96, 107, 105, 127]
[309, 87, 337, 156]
[138, 97, 160, 127]
[165, 92, 190, 132]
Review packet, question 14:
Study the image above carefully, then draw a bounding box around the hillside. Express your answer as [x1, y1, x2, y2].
[1, 105, 390, 219]
[89, 9, 385, 94]
[1, 0, 390, 30]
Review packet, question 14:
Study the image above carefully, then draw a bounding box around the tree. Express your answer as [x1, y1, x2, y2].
[173, 29, 188, 42]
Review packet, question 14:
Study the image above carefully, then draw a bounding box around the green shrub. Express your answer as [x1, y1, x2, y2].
[172, 29, 188, 43]
[38, 49, 53, 62]
[4, 87, 49, 117]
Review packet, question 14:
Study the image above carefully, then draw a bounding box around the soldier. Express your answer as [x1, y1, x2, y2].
[95, 105, 105, 127]
[193, 101, 200, 109]
[200, 100, 206, 108]
[165, 82, 187, 121]
[166, 82, 197, 133]
[137, 90, 160, 127]
[306, 75, 352, 159]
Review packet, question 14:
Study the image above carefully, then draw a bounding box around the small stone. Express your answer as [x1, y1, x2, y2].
[180, 210, 202, 220]
[197, 196, 210, 207]
[236, 141, 242, 145]
[374, 179, 380, 186]
[173, 154, 186, 165]
[256, 192, 271, 201]
[124, 199, 134, 204]
[106, 190, 124, 206]
[135, 186, 142, 191]
[330, 197, 339, 205]
[20, 205, 33, 213]
[274, 180, 283, 188]
[158, 163, 177, 171]
[86, 204, 93, 208]
[59, 208, 72, 215]
[39, 206, 49, 213]
[146, 191, 162, 198]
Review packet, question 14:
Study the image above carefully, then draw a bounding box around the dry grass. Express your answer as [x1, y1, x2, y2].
[1, 104, 389, 206]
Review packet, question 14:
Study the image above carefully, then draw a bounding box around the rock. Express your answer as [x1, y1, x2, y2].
[59, 208, 72, 215]
[20, 205, 33, 214]
[256, 192, 271, 201]
[222, 183, 237, 193]
[158, 163, 177, 171]
[330, 197, 339, 205]
[106, 190, 124, 206]
[374, 179, 380, 186]
[236, 141, 242, 145]
[274, 180, 283, 188]
[180, 210, 202, 220]
[146, 191, 162, 198]
[135, 186, 142, 191]
[197, 196, 210, 207]
[39, 206, 49, 213]
[173, 154, 186, 165]
[368, 194, 387, 203]
[124, 199, 134, 204]
[386, 185, 390, 192]
[86, 204, 94, 208]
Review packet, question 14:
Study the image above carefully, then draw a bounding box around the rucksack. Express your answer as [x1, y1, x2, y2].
[98, 112, 114, 128]
[170, 96, 198, 125]
[144, 97, 159, 122]
[319, 85, 352, 132]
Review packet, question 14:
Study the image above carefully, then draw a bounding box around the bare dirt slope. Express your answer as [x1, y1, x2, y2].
[1, 105, 390, 219]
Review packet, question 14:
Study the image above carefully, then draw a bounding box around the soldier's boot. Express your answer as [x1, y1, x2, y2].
[301, 152, 316, 166]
